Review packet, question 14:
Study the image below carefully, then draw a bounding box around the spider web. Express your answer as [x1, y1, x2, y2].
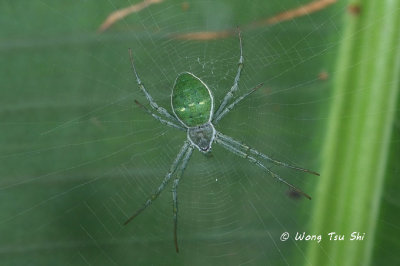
[1, 0, 396, 265]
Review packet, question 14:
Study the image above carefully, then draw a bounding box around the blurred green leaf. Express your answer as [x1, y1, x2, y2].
[306, 0, 400, 266]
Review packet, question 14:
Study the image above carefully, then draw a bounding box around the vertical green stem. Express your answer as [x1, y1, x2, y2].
[306, 0, 400, 266]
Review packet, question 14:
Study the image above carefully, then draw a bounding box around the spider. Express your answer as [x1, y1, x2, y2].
[125, 29, 319, 253]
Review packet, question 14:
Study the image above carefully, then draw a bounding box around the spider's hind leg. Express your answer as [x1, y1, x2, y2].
[213, 83, 263, 124]
[128, 48, 179, 123]
[134, 100, 185, 131]
[213, 27, 244, 120]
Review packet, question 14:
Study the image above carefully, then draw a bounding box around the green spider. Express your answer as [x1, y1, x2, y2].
[125, 29, 319, 253]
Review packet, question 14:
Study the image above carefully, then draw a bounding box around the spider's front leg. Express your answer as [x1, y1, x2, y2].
[217, 132, 319, 176]
[214, 132, 316, 199]
[172, 146, 194, 253]
[124, 141, 189, 225]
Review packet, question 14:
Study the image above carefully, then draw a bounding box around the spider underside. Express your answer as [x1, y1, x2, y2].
[125, 29, 319, 253]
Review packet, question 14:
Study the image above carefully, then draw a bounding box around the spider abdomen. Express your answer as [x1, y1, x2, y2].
[171, 72, 213, 127]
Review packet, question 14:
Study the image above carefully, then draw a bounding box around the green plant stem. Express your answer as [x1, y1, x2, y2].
[306, 0, 400, 266]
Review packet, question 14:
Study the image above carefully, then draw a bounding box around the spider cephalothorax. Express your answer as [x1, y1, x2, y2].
[187, 122, 216, 153]
[125, 28, 319, 253]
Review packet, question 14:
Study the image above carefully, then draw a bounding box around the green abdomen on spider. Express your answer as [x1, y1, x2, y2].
[172, 72, 213, 127]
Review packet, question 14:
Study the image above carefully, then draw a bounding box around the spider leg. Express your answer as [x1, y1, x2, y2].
[216, 132, 320, 176]
[128, 48, 179, 123]
[172, 146, 194, 253]
[134, 100, 185, 131]
[215, 135, 312, 200]
[213, 83, 263, 124]
[124, 141, 190, 225]
[213, 27, 244, 120]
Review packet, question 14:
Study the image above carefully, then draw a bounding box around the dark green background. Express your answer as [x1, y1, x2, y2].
[1, 0, 398, 265]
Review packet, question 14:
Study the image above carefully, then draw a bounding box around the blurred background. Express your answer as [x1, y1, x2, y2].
[1, 0, 399, 265]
